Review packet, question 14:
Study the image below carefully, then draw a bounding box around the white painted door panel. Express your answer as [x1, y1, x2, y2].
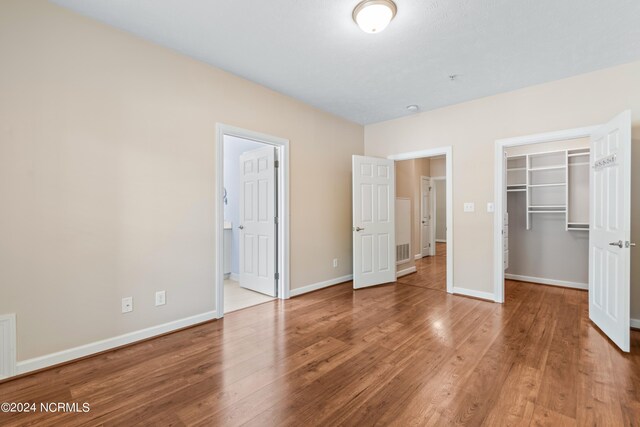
[589, 110, 631, 352]
[239, 146, 276, 297]
[421, 177, 432, 257]
[352, 156, 396, 289]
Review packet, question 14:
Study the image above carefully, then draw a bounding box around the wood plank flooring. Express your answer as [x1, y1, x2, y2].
[1, 251, 639, 426]
[396, 242, 447, 291]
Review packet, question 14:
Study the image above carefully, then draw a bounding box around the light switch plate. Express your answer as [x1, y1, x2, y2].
[487, 202, 495, 213]
[464, 202, 475, 213]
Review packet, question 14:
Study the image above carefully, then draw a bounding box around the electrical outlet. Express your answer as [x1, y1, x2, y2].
[332, 258, 338, 268]
[487, 202, 495, 213]
[464, 202, 475, 213]
[155, 291, 166, 306]
[122, 297, 133, 313]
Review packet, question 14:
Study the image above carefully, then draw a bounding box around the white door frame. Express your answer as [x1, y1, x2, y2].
[431, 176, 446, 247]
[388, 147, 453, 294]
[216, 124, 290, 318]
[493, 125, 599, 303]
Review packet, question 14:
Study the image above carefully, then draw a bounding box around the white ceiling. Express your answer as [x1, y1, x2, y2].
[52, 0, 640, 124]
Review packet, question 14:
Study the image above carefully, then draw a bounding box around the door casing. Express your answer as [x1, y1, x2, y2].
[493, 125, 600, 303]
[216, 124, 290, 318]
[387, 147, 454, 295]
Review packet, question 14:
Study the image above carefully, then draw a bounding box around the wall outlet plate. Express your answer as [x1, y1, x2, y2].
[487, 202, 495, 213]
[464, 202, 475, 212]
[332, 258, 338, 268]
[122, 297, 133, 313]
[155, 291, 166, 306]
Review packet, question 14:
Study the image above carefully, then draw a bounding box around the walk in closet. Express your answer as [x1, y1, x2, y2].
[505, 144, 590, 288]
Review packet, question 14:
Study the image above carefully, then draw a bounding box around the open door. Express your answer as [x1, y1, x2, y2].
[239, 146, 277, 297]
[589, 110, 631, 352]
[420, 177, 433, 257]
[352, 155, 396, 289]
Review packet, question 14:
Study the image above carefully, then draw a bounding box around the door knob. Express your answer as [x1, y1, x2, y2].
[609, 240, 623, 248]
[238, 225, 244, 230]
[626, 241, 636, 248]
[354, 227, 365, 232]
[422, 221, 426, 224]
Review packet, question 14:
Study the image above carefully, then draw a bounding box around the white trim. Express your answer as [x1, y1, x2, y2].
[15, 311, 217, 376]
[387, 146, 454, 295]
[0, 314, 16, 379]
[631, 318, 640, 329]
[414, 254, 423, 260]
[290, 275, 353, 297]
[452, 287, 496, 302]
[493, 125, 599, 303]
[216, 124, 291, 319]
[505, 274, 588, 290]
[396, 266, 417, 278]
[435, 239, 447, 243]
[229, 273, 239, 282]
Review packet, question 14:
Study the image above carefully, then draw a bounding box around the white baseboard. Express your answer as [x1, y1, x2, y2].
[414, 254, 423, 260]
[229, 273, 239, 281]
[15, 310, 217, 376]
[631, 318, 640, 329]
[0, 314, 16, 379]
[435, 239, 447, 243]
[505, 274, 588, 290]
[452, 287, 496, 302]
[290, 275, 353, 297]
[396, 266, 417, 278]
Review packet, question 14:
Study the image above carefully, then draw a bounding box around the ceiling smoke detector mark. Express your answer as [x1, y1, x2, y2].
[406, 104, 420, 112]
[449, 74, 459, 81]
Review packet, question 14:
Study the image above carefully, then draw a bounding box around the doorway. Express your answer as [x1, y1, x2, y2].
[351, 147, 453, 294]
[216, 124, 290, 316]
[493, 112, 632, 352]
[394, 155, 448, 292]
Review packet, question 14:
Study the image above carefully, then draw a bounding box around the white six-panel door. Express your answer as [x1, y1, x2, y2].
[421, 177, 432, 257]
[589, 110, 631, 352]
[239, 146, 277, 297]
[352, 155, 396, 289]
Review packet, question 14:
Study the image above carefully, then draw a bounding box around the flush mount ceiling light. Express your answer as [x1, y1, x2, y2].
[406, 104, 419, 112]
[353, 0, 397, 34]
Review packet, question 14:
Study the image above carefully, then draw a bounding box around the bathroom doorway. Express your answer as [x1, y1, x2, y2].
[216, 125, 290, 316]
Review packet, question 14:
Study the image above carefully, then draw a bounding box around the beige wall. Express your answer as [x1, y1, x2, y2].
[365, 60, 640, 319]
[0, 0, 363, 361]
[395, 158, 431, 272]
[395, 160, 416, 271]
[430, 157, 446, 177]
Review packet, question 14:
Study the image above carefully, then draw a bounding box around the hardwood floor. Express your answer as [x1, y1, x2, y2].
[2, 269, 639, 425]
[396, 242, 447, 291]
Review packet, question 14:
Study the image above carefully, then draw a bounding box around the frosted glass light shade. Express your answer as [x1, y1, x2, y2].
[353, 0, 397, 34]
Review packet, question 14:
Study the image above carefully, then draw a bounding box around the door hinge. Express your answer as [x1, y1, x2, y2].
[275, 272, 280, 280]
[274, 160, 279, 168]
[275, 216, 279, 224]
